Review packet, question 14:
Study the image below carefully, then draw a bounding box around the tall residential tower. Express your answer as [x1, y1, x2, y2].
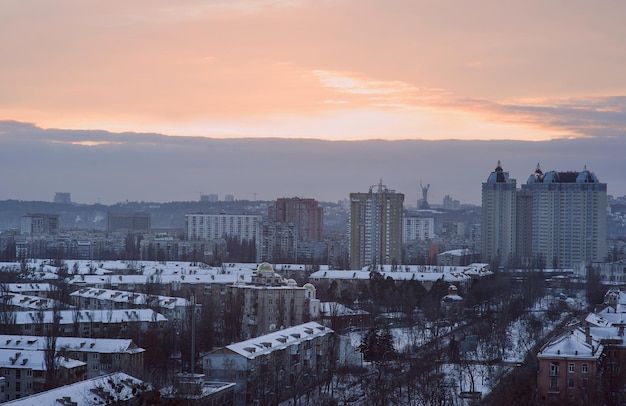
[349, 181, 404, 270]
[481, 161, 517, 266]
[522, 165, 607, 268]
[481, 162, 607, 269]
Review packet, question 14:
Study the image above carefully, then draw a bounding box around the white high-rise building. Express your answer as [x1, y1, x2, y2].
[521, 165, 607, 269]
[402, 215, 435, 242]
[184, 214, 261, 241]
[481, 162, 607, 269]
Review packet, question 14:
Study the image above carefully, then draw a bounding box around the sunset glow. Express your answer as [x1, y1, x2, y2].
[2, 0, 625, 141]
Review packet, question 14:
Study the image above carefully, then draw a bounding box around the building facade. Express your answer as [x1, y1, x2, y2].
[481, 163, 607, 269]
[402, 215, 434, 242]
[106, 212, 151, 233]
[224, 263, 319, 340]
[481, 161, 517, 266]
[20, 214, 59, 236]
[184, 214, 261, 242]
[349, 181, 404, 270]
[203, 322, 334, 406]
[537, 328, 602, 405]
[522, 165, 607, 269]
[0, 335, 145, 380]
[268, 198, 324, 242]
[256, 221, 298, 263]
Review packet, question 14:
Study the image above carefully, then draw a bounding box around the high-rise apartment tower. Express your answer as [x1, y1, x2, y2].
[481, 161, 517, 266]
[521, 164, 607, 269]
[349, 181, 404, 270]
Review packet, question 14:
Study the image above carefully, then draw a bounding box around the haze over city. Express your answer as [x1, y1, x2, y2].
[2, 1, 626, 204]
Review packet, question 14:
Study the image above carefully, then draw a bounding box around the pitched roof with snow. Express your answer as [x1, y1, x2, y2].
[68, 272, 252, 286]
[70, 287, 189, 309]
[0, 335, 143, 354]
[13, 309, 167, 325]
[538, 328, 602, 361]
[309, 269, 474, 284]
[3, 372, 148, 406]
[0, 293, 58, 310]
[319, 302, 369, 317]
[0, 349, 85, 371]
[222, 322, 332, 359]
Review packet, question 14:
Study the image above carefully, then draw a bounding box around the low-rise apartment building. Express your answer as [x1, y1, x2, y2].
[224, 263, 320, 339]
[204, 321, 334, 406]
[70, 287, 189, 322]
[2, 372, 148, 406]
[0, 349, 86, 401]
[0, 335, 145, 379]
[12, 309, 167, 338]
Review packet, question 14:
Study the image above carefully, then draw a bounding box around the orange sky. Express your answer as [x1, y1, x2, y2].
[2, 0, 626, 141]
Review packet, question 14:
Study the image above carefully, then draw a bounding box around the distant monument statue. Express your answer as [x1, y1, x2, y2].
[419, 182, 430, 209]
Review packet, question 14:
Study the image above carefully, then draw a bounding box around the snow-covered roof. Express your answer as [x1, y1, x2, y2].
[438, 249, 476, 257]
[160, 374, 236, 400]
[538, 328, 602, 361]
[68, 272, 252, 286]
[0, 349, 85, 371]
[319, 302, 369, 317]
[222, 322, 332, 359]
[13, 309, 167, 325]
[0, 293, 58, 310]
[585, 312, 611, 327]
[309, 269, 474, 284]
[3, 372, 148, 406]
[441, 294, 464, 302]
[70, 287, 188, 309]
[594, 311, 626, 326]
[1, 283, 56, 294]
[583, 327, 626, 345]
[0, 335, 143, 354]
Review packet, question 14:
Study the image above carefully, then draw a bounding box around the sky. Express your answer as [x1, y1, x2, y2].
[2, 0, 626, 142]
[1, 1, 626, 205]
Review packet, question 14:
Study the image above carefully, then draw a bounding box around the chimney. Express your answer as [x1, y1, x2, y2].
[585, 326, 592, 345]
[619, 325, 624, 336]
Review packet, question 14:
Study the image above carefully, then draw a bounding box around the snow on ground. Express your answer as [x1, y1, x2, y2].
[339, 291, 586, 402]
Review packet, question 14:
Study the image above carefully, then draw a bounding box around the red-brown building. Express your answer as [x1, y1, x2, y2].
[269, 197, 324, 242]
[537, 327, 602, 404]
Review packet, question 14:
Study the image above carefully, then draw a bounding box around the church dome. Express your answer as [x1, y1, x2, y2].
[303, 283, 316, 291]
[256, 262, 275, 276]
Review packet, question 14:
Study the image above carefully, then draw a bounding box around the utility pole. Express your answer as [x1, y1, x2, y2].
[190, 293, 196, 374]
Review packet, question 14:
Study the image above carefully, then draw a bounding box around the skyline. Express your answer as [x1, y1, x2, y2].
[2, 1, 626, 141]
[1, 121, 625, 206]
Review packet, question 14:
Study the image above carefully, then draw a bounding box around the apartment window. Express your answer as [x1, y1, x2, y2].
[550, 362, 559, 376]
[582, 378, 588, 387]
[550, 377, 558, 390]
[582, 363, 588, 373]
[568, 378, 575, 388]
[568, 363, 575, 373]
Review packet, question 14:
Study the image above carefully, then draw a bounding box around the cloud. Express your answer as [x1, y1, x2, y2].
[459, 96, 626, 140]
[1, 121, 625, 206]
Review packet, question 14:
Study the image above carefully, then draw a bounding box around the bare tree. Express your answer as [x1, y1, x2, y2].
[44, 306, 61, 389]
[0, 284, 16, 334]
